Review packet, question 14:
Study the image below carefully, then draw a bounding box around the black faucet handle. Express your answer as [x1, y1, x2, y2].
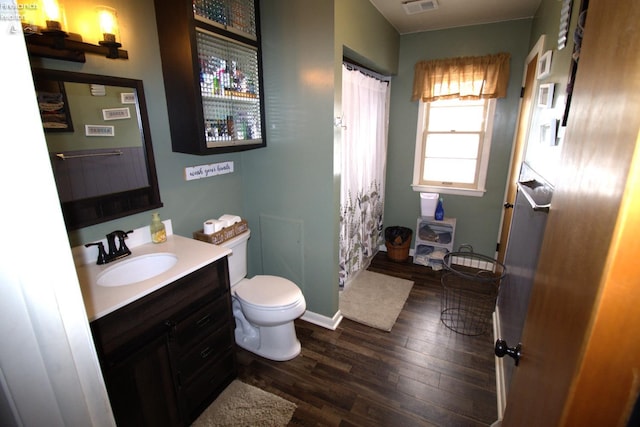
[85, 242, 108, 265]
[106, 230, 134, 255]
[117, 230, 134, 255]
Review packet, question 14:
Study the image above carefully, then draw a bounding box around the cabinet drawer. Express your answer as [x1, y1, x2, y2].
[177, 323, 234, 384]
[181, 350, 237, 422]
[171, 295, 231, 351]
[92, 259, 229, 361]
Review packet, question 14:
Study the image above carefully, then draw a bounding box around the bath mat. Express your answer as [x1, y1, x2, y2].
[191, 380, 297, 427]
[339, 270, 414, 331]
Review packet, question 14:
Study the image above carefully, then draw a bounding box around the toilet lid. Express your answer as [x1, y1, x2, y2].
[235, 275, 302, 308]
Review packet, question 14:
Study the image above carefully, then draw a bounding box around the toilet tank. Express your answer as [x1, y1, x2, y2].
[220, 230, 250, 286]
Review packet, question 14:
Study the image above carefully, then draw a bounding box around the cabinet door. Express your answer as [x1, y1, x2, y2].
[103, 334, 181, 427]
[196, 29, 263, 149]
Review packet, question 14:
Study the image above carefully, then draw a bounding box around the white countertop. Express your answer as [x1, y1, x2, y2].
[74, 221, 231, 321]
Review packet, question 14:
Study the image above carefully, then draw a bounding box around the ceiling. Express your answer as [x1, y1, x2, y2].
[369, 0, 542, 34]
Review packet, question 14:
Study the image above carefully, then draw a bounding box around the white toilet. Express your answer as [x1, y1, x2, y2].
[221, 230, 306, 361]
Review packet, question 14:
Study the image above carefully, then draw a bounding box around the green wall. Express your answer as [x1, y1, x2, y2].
[34, 0, 555, 320]
[243, 0, 398, 318]
[35, 0, 397, 319]
[45, 82, 142, 152]
[34, 0, 245, 248]
[384, 19, 532, 256]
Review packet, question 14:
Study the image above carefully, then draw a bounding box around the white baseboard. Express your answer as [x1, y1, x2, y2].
[300, 309, 343, 330]
[493, 307, 506, 421]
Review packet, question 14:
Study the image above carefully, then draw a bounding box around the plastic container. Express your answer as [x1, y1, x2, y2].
[420, 192, 439, 217]
[150, 212, 167, 243]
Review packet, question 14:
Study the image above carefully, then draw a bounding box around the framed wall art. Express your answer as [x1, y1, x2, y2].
[537, 50, 553, 79]
[538, 83, 555, 108]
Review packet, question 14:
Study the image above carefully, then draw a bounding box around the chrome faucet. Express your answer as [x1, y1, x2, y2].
[85, 230, 134, 265]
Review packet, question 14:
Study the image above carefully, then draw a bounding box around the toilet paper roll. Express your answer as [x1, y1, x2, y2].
[218, 214, 241, 227]
[203, 220, 215, 235]
[203, 219, 225, 234]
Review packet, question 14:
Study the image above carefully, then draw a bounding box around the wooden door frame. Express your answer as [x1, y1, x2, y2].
[495, 35, 545, 265]
[493, 36, 545, 418]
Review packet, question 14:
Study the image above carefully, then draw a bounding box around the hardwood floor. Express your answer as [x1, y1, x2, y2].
[236, 252, 498, 426]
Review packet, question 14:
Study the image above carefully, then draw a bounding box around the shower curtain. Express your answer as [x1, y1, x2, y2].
[339, 64, 390, 288]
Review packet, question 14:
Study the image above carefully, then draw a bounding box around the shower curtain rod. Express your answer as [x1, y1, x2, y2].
[343, 60, 390, 83]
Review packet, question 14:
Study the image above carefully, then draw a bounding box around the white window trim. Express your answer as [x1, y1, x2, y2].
[411, 98, 496, 197]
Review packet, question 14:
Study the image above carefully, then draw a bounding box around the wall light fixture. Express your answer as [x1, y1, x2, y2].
[22, 1, 128, 62]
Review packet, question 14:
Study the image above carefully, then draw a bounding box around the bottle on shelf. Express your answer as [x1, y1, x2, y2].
[435, 197, 445, 221]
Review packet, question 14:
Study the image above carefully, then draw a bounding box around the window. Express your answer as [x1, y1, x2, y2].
[412, 98, 496, 197]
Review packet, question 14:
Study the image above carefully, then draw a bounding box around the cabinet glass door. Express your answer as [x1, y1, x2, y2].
[196, 29, 261, 148]
[193, 0, 257, 38]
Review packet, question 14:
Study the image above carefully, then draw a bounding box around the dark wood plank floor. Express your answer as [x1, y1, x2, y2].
[236, 252, 497, 426]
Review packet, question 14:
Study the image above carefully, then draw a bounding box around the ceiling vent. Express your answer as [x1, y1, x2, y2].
[402, 0, 439, 15]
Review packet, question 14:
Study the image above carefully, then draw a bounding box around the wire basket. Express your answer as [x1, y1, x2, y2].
[440, 250, 506, 336]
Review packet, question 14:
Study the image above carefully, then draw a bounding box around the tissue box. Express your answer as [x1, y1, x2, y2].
[420, 192, 439, 217]
[193, 219, 249, 245]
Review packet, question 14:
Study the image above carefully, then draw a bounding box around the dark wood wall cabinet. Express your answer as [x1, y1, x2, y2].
[154, 0, 266, 155]
[90, 258, 237, 426]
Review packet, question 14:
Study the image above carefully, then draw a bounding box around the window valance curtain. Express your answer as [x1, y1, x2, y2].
[411, 52, 510, 102]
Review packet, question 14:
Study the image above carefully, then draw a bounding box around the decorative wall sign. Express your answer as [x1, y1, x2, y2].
[120, 92, 136, 104]
[102, 107, 131, 120]
[85, 125, 115, 136]
[185, 161, 234, 181]
[537, 50, 552, 79]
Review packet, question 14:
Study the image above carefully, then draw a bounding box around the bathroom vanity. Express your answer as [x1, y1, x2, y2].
[75, 224, 236, 426]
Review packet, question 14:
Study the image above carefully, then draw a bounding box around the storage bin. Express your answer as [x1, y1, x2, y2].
[440, 250, 506, 336]
[384, 226, 412, 262]
[420, 192, 439, 217]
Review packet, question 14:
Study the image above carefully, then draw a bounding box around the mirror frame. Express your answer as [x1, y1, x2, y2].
[32, 68, 163, 230]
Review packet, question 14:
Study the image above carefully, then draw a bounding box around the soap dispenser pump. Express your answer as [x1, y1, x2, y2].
[150, 212, 167, 243]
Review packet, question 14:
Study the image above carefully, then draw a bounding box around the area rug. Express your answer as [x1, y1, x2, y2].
[191, 380, 297, 427]
[339, 270, 414, 331]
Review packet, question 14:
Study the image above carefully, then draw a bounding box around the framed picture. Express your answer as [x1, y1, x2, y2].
[538, 83, 555, 108]
[85, 125, 115, 137]
[537, 50, 553, 79]
[102, 107, 131, 121]
[540, 119, 558, 146]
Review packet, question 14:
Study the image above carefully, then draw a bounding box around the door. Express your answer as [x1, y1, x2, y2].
[502, 0, 640, 425]
[496, 37, 543, 264]
[496, 167, 551, 401]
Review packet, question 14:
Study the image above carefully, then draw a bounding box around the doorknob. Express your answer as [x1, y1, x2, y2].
[495, 339, 522, 366]
[504, 202, 514, 209]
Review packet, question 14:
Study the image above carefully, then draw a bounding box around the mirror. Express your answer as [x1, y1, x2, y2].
[32, 68, 162, 230]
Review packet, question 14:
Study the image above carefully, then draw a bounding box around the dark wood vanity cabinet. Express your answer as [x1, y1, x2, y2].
[90, 258, 237, 426]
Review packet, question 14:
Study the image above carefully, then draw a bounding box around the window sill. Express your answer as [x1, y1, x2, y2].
[411, 184, 486, 198]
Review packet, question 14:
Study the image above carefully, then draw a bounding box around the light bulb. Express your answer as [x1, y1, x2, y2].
[96, 6, 119, 43]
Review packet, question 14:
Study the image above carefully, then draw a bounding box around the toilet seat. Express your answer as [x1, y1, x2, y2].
[234, 275, 303, 310]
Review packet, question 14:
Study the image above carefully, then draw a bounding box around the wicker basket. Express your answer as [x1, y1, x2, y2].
[193, 219, 249, 245]
[384, 226, 413, 262]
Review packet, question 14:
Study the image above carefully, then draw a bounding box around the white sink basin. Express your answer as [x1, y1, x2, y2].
[97, 253, 178, 287]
